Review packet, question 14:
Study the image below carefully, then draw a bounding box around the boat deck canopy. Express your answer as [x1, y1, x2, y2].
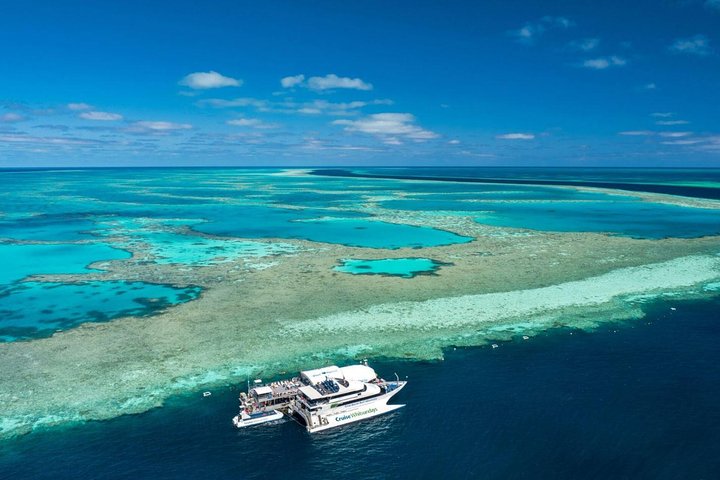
[299, 385, 324, 400]
[300, 365, 341, 384]
[252, 386, 273, 396]
[339, 365, 377, 383]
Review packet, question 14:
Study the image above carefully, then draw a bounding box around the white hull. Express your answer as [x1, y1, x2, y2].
[232, 409, 283, 428]
[299, 382, 406, 433]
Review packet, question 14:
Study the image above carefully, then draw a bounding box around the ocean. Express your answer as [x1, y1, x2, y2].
[0, 167, 719, 479]
[1, 296, 718, 479]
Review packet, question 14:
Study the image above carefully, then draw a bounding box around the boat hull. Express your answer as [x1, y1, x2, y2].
[232, 409, 284, 428]
[303, 382, 406, 433]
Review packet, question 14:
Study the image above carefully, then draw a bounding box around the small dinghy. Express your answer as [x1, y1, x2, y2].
[232, 409, 284, 428]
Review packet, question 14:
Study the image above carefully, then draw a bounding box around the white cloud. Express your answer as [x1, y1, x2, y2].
[510, 16, 573, 44]
[697, 135, 720, 151]
[226, 118, 278, 129]
[651, 112, 673, 118]
[79, 111, 123, 121]
[290, 99, 391, 116]
[202, 96, 391, 116]
[67, 102, 92, 111]
[659, 131, 693, 137]
[569, 38, 600, 51]
[649, 132, 719, 150]
[661, 139, 704, 145]
[197, 97, 268, 109]
[619, 130, 655, 136]
[280, 74, 305, 88]
[179, 71, 242, 89]
[306, 74, 373, 91]
[297, 107, 322, 115]
[581, 56, 627, 69]
[278, 73, 374, 91]
[299, 137, 380, 151]
[643, 83, 657, 90]
[457, 150, 497, 158]
[514, 25, 536, 42]
[496, 133, 535, 140]
[546, 16, 573, 28]
[619, 130, 693, 138]
[656, 120, 689, 125]
[448, 139, 461, 145]
[0, 113, 25, 122]
[669, 35, 712, 56]
[333, 113, 437, 141]
[0, 134, 94, 145]
[227, 118, 260, 127]
[133, 121, 192, 131]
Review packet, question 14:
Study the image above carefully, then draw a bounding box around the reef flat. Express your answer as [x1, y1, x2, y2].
[1, 168, 719, 439]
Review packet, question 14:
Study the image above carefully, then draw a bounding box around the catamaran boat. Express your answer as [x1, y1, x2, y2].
[232, 362, 406, 432]
[288, 363, 406, 433]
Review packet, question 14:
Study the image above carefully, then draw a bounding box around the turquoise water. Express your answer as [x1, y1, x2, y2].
[0, 243, 130, 284]
[472, 201, 720, 238]
[186, 204, 470, 249]
[380, 197, 720, 239]
[334, 258, 444, 278]
[383, 187, 629, 203]
[0, 167, 718, 340]
[1, 168, 717, 244]
[0, 281, 201, 342]
[100, 219, 297, 266]
[0, 217, 98, 241]
[125, 231, 296, 266]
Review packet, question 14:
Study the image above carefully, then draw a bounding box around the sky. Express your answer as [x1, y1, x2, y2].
[0, 0, 719, 167]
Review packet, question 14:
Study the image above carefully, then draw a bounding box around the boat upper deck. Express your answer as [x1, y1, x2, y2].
[241, 378, 304, 408]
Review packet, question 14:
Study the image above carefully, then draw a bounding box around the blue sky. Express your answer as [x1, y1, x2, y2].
[1, 0, 719, 167]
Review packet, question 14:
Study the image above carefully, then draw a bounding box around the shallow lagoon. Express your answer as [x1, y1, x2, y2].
[0, 281, 201, 342]
[100, 219, 297, 266]
[334, 258, 444, 278]
[0, 243, 130, 284]
[198, 215, 471, 249]
[126, 231, 297, 266]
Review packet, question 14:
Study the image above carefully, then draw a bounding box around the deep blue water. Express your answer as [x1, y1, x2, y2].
[317, 167, 720, 200]
[343, 167, 720, 187]
[2, 296, 719, 479]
